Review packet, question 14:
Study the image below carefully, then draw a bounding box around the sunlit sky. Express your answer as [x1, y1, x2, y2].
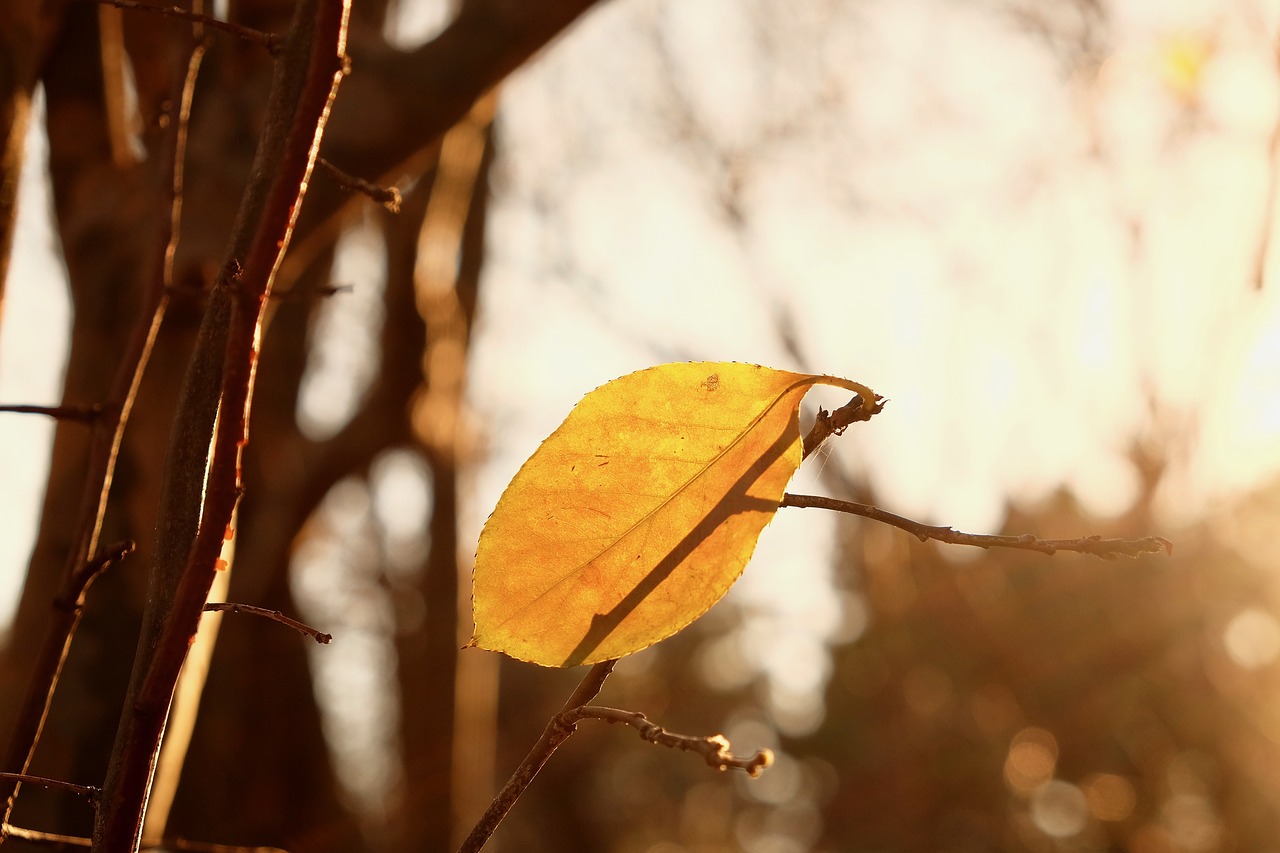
[5, 0, 1280, 745]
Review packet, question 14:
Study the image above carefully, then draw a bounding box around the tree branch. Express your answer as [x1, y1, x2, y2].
[315, 157, 401, 212]
[203, 603, 332, 644]
[0, 403, 104, 422]
[563, 706, 773, 776]
[85, 0, 282, 54]
[0, 772, 98, 803]
[3, 823, 292, 852]
[780, 493, 1173, 558]
[456, 660, 616, 853]
[94, 3, 350, 848]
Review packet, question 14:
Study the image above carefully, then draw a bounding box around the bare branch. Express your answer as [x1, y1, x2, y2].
[316, 157, 402, 212]
[85, 0, 282, 54]
[457, 660, 616, 853]
[203, 603, 332, 644]
[563, 706, 774, 777]
[2, 823, 92, 847]
[0, 772, 98, 803]
[1, 824, 291, 852]
[780, 493, 1173, 558]
[0, 403, 104, 423]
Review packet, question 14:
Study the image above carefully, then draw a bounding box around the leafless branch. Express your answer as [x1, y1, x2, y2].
[316, 157, 402, 212]
[1, 823, 291, 851]
[0, 403, 103, 423]
[456, 660, 616, 853]
[0, 772, 98, 803]
[780, 493, 1173, 558]
[563, 705, 773, 776]
[85, 0, 282, 53]
[203, 603, 332, 644]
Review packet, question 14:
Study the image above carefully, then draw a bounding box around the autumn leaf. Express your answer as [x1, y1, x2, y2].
[469, 362, 876, 667]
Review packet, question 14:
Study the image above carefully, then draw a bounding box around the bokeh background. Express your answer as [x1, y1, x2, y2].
[4, 0, 1280, 850]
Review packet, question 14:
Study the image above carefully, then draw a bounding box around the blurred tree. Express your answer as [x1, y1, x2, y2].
[0, 1, 601, 850]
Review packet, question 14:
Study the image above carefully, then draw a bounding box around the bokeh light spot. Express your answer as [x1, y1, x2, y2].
[1030, 780, 1089, 838]
[1223, 607, 1280, 670]
[1005, 727, 1058, 795]
[1083, 773, 1137, 822]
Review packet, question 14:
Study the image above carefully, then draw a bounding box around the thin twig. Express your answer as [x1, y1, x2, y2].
[270, 282, 354, 299]
[456, 660, 616, 853]
[0, 772, 98, 803]
[86, 0, 282, 53]
[802, 394, 885, 459]
[0, 403, 103, 422]
[203, 603, 332, 644]
[1, 824, 290, 852]
[780, 493, 1173, 558]
[563, 706, 773, 777]
[2, 823, 91, 847]
[316, 157, 402, 212]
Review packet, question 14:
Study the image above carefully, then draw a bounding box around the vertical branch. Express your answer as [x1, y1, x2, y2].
[93, 2, 350, 849]
[392, 90, 496, 852]
[0, 39, 205, 836]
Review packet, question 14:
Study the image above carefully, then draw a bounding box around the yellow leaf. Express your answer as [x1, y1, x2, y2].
[469, 362, 874, 667]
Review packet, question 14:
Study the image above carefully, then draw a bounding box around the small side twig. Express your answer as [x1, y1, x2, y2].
[0, 403, 104, 423]
[203, 603, 332, 644]
[1, 824, 290, 851]
[317, 157, 402, 212]
[86, 0, 282, 53]
[270, 282, 354, 300]
[780, 493, 1173, 558]
[0, 773, 98, 804]
[802, 394, 885, 459]
[457, 660, 616, 853]
[563, 705, 773, 777]
[54, 539, 137, 612]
